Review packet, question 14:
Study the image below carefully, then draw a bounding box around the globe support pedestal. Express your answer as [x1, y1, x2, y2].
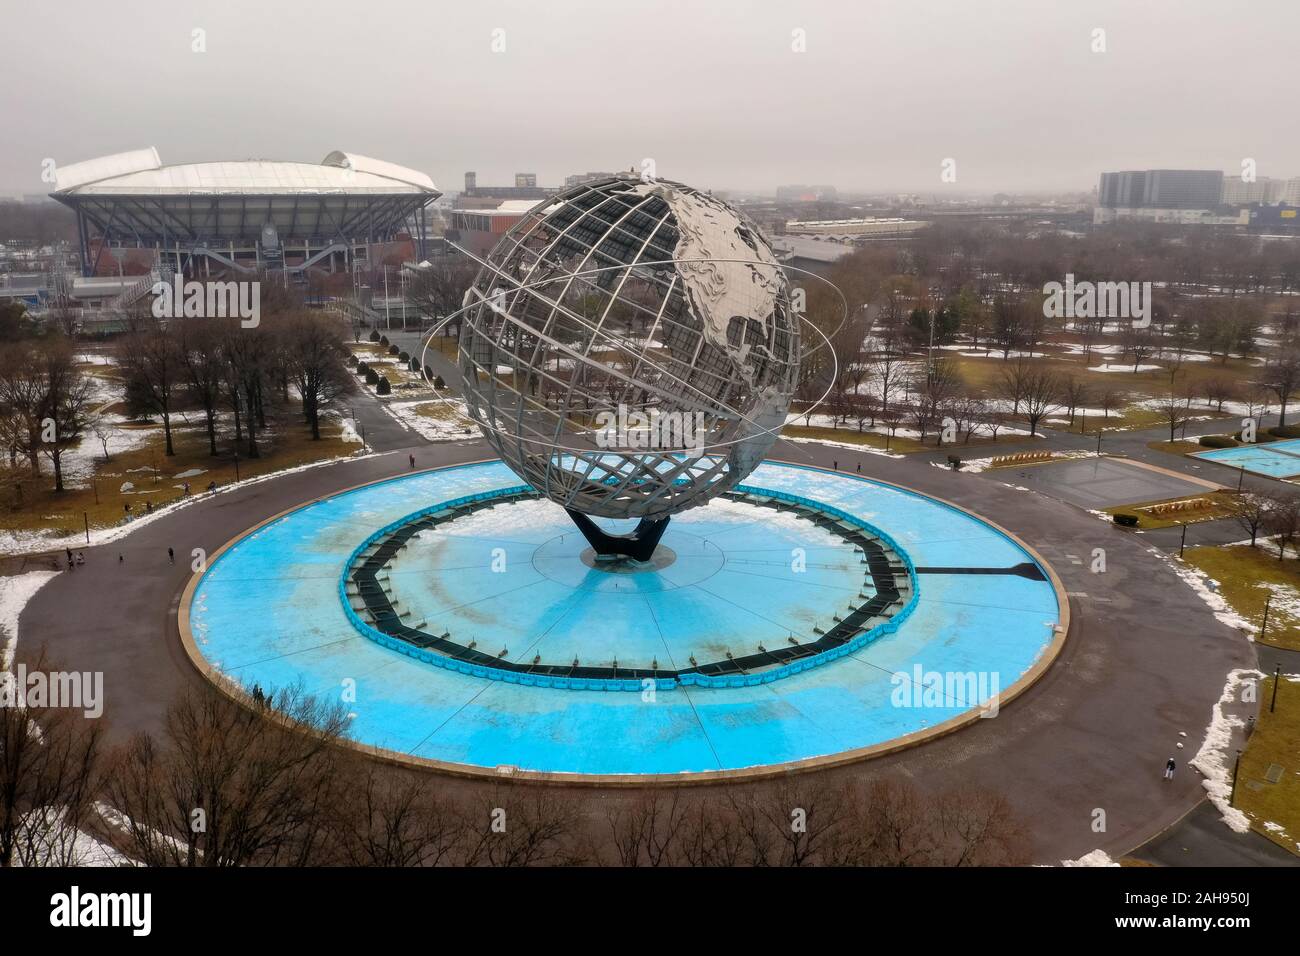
[565, 509, 670, 563]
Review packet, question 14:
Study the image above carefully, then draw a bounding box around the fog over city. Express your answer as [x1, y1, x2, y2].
[3, 0, 1297, 195]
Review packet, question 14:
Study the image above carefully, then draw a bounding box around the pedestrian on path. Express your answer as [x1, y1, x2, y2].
[1163, 757, 1176, 780]
[833, 460, 838, 471]
[118, 553, 124, 564]
[856, 462, 861, 473]
[409, 454, 415, 469]
[168, 547, 174, 565]
[76, 552, 85, 566]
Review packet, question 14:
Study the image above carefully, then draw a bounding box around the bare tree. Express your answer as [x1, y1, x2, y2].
[460, 785, 585, 867]
[0, 649, 108, 867]
[1228, 491, 1275, 548]
[1259, 350, 1300, 427]
[283, 311, 356, 440]
[603, 789, 686, 866]
[1263, 493, 1300, 561]
[1019, 367, 1064, 436]
[326, 761, 464, 866]
[1202, 377, 1237, 413]
[1060, 375, 1091, 429]
[117, 319, 181, 456]
[1153, 389, 1194, 443]
[105, 685, 349, 867]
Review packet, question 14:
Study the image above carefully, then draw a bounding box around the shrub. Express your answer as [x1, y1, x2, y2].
[388, 345, 400, 356]
[380, 335, 389, 346]
[1112, 512, 1139, 527]
[368, 330, 380, 343]
[376, 376, 391, 396]
[408, 358, 420, 372]
[356, 360, 369, 374]
[398, 350, 410, 363]
[1268, 424, 1300, 439]
[1199, 434, 1238, 448]
[434, 375, 446, 389]
[1233, 430, 1275, 442]
[364, 368, 379, 386]
[423, 365, 433, 381]
[347, 354, 358, 367]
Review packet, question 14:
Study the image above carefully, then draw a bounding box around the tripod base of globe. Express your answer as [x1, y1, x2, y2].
[564, 509, 671, 563]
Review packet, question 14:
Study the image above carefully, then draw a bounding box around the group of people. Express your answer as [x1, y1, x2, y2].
[63, 548, 85, 570]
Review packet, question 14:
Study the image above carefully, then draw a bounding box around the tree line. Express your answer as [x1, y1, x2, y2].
[0, 295, 356, 493]
[1, 660, 1029, 867]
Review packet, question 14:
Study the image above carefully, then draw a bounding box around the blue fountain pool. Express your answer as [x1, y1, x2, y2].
[187, 460, 1063, 777]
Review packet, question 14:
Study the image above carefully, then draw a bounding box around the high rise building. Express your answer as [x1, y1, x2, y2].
[1098, 169, 1223, 209]
[514, 173, 537, 188]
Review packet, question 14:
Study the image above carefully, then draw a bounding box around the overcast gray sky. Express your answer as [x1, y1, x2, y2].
[2, 0, 1296, 196]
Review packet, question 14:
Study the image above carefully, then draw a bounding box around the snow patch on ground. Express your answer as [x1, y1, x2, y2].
[1151, 549, 1253, 635]
[1256, 581, 1300, 621]
[1189, 667, 1265, 834]
[383, 397, 476, 442]
[780, 436, 905, 459]
[1087, 363, 1161, 373]
[1060, 849, 1119, 867]
[0, 569, 61, 672]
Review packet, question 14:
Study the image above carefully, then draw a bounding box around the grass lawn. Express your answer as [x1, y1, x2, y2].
[1, 416, 359, 544]
[780, 425, 924, 453]
[1234, 674, 1300, 857]
[1147, 439, 1207, 457]
[1182, 544, 1300, 651]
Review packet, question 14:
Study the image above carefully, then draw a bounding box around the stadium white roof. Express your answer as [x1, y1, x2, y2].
[52, 148, 439, 197]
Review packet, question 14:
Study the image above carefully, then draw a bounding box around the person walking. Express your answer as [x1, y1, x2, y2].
[832, 460, 838, 471]
[409, 454, 416, 469]
[76, 552, 85, 566]
[1163, 757, 1176, 780]
[168, 547, 175, 565]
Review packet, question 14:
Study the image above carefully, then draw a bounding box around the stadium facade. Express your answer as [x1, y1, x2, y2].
[50, 148, 440, 284]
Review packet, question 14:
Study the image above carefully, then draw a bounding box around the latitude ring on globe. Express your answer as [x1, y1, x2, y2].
[419, 174, 848, 559]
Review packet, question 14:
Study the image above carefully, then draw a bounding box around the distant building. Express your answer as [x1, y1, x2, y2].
[770, 236, 855, 277]
[1093, 207, 1249, 226]
[1221, 175, 1287, 205]
[457, 171, 553, 208]
[784, 217, 927, 239]
[50, 147, 439, 279]
[564, 171, 620, 189]
[446, 200, 538, 257]
[1098, 169, 1223, 209]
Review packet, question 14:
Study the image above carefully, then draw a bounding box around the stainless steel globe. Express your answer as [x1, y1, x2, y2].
[458, 175, 800, 525]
